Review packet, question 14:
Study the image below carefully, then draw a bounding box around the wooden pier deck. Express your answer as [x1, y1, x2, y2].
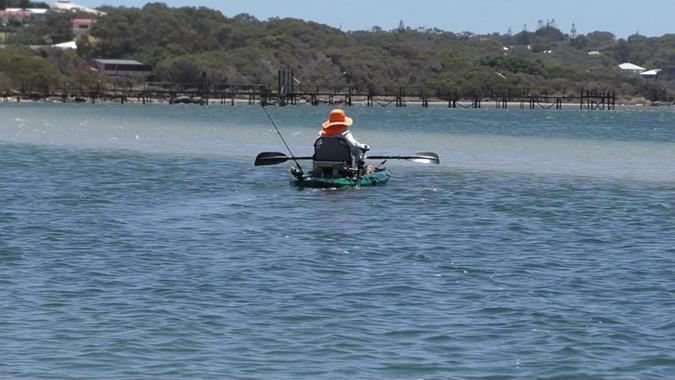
[1, 77, 616, 111]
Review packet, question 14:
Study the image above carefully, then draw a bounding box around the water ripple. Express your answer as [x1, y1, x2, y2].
[1, 107, 674, 379]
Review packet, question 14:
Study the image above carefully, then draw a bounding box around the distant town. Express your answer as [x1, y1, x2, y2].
[1, 1, 673, 105]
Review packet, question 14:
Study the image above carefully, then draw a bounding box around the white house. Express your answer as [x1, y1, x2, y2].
[28, 8, 48, 21]
[618, 62, 646, 74]
[639, 69, 661, 80]
[52, 40, 77, 49]
[51, 0, 106, 16]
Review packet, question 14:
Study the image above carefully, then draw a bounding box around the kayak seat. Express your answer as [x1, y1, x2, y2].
[313, 137, 356, 177]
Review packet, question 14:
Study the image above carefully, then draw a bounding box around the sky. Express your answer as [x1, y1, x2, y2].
[76, 0, 674, 38]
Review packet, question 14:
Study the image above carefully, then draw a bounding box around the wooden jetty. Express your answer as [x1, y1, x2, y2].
[1, 70, 616, 110]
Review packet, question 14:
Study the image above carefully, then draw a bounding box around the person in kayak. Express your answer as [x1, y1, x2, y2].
[321, 108, 369, 155]
[313, 108, 371, 176]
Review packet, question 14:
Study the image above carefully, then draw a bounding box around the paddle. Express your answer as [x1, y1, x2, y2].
[367, 152, 440, 165]
[255, 152, 313, 166]
[255, 151, 440, 166]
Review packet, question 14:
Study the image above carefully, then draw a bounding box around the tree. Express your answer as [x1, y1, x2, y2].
[0, 45, 65, 90]
[3, 3, 673, 101]
[479, 55, 543, 75]
[533, 25, 564, 41]
[613, 39, 632, 62]
[586, 31, 616, 49]
[570, 34, 588, 49]
[45, 11, 75, 43]
[514, 31, 530, 45]
[570, 23, 577, 39]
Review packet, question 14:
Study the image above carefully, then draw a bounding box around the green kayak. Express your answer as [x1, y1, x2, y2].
[290, 168, 391, 188]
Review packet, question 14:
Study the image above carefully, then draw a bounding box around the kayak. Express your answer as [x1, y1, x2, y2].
[290, 168, 391, 188]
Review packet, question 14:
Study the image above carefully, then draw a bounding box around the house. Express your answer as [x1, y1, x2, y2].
[0, 9, 32, 24]
[588, 50, 601, 56]
[51, 0, 106, 16]
[52, 40, 77, 49]
[28, 8, 48, 21]
[618, 62, 646, 74]
[0, 8, 49, 24]
[91, 59, 152, 78]
[71, 18, 95, 36]
[0, 40, 76, 50]
[640, 69, 661, 80]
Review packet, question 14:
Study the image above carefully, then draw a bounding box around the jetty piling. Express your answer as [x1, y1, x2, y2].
[3, 72, 617, 110]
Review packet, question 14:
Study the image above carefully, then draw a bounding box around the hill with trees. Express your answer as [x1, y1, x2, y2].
[1, 3, 674, 102]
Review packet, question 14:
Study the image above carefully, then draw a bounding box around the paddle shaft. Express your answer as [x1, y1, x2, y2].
[285, 156, 428, 161]
[367, 153, 439, 164]
[367, 155, 431, 160]
[255, 151, 439, 166]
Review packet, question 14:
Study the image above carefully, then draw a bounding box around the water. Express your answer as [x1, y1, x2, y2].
[1, 103, 674, 379]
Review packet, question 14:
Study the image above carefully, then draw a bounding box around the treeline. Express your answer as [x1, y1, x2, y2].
[0, 1, 50, 9]
[1, 2, 674, 101]
[0, 45, 99, 91]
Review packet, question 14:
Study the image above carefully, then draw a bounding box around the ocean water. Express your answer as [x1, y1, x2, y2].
[1, 103, 674, 379]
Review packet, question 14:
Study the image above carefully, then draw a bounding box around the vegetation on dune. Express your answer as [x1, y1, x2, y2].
[5, 12, 77, 45]
[0, 45, 101, 91]
[1, 3, 674, 101]
[0, 1, 50, 9]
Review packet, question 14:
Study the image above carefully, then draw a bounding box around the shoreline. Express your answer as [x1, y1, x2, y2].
[1, 96, 672, 108]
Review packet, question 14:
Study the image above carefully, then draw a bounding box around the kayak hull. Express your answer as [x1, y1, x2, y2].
[291, 168, 391, 188]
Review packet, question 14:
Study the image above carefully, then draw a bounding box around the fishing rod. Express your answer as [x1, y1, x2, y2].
[261, 104, 304, 175]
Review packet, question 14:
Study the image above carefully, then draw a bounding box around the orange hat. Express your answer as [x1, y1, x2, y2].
[322, 109, 353, 129]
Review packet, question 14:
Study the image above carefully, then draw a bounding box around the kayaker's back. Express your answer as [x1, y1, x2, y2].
[312, 137, 357, 177]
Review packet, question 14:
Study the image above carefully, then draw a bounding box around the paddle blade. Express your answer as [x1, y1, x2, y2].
[410, 152, 440, 165]
[254, 152, 290, 166]
[366, 152, 440, 164]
